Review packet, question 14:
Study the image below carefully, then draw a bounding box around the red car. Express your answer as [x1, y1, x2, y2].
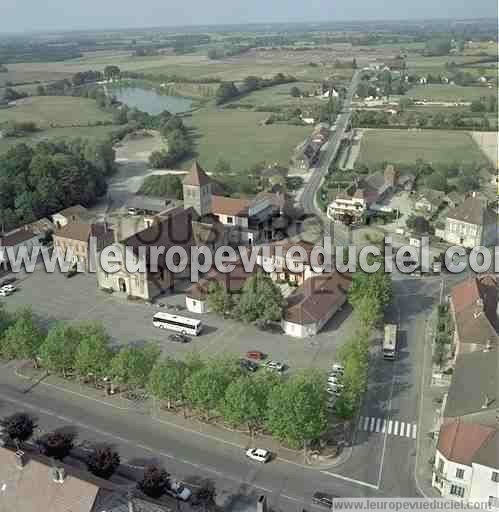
[246, 351, 265, 361]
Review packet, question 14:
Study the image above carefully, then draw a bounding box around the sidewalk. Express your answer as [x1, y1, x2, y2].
[414, 310, 446, 498]
[15, 364, 352, 471]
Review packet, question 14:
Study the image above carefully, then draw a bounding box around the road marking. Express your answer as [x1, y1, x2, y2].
[375, 418, 382, 433]
[363, 416, 369, 431]
[399, 422, 405, 437]
[387, 420, 393, 435]
[412, 424, 418, 439]
[393, 421, 399, 436]
[369, 417, 375, 431]
[321, 471, 379, 491]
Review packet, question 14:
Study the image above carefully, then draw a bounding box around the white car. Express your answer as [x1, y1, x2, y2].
[168, 480, 192, 501]
[265, 361, 284, 372]
[246, 447, 271, 463]
[331, 363, 344, 375]
[1, 285, 16, 293]
[0, 288, 11, 297]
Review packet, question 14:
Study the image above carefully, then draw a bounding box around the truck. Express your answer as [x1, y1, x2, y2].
[383, 324, 398, 361]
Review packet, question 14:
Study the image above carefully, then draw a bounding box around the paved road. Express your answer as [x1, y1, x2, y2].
[300, 70, 361, 217]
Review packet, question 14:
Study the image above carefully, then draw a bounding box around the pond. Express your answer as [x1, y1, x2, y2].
[112, 87, 193, 115]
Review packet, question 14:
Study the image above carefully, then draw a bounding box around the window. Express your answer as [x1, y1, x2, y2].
[438, 459, 444, 474]
[492, 472, 499, 483]
[489, 497, 499, 509]
[455, 468, 464, 479]
[450, 485, 465, 498]
[226, 216, 233, 224]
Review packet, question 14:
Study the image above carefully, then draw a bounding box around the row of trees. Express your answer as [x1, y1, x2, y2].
[0, 139, 114, 230]
[148, 115, 192, 169]
[335, 265, 392, 418]
[138, 174, 183, 199]
[207, 274, 286, 323]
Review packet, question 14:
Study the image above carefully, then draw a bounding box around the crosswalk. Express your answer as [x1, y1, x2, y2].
[358, 416, 417, 440]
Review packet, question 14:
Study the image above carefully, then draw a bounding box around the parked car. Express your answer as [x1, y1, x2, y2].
[312, 492, 336, 508]
[0, 288, 11, 297]
[331, 363, 344, 375]
[246, 351, 265, 361]
[167, 480, 192, 501]
[240, 359, 259, 372]
[246, 448, 271, 463]
[1, 284, 16, 293]
[168, 333, 190, 343]
[265, 360, 284, 372]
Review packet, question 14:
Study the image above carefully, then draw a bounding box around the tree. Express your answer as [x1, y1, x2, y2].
[1, 308, 44, 364]
[266, 371, 328, 448]
[86, 447, 120, 479]
[356, 81, 369, 99]
[424, 39, 452, 57]
[138, 465, 170, 498]
[148, 357, 186, 409]
[0, 413, 36, 443]
[213, 158, 231, 176]
[290, 86, 301, 98]
[243, 76, 261, 92]
[110, 343, 161, 391]
[184, 358, 237, 418]
[215, 82, 239, 105]
[206, 281, 234, 316]
[104, 65, 121, 80]
[38, 431, 75, 460]
[160, 115, 184, 137]
[193, 483, 217, 511]
[470, 100, 486, 113]
[138, 174, 183, 199]
[222, 374, 270, 437]
[38, 323, 82, 377]
[74, 323, 113, 380]
[426, 172, 448, 192]
[238, 274, 285, 323]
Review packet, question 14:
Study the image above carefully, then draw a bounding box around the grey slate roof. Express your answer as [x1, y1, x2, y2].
[447, 195, 496, 226]
[444, 350, 498, 423]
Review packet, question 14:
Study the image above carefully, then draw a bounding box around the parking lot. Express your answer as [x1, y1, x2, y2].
[1, 265, 358, 372]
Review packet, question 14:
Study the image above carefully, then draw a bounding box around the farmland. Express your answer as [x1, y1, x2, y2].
[407, 84, 495, 102]
[0, 96, 113, 128]
[184, 107, 311, 170]
[357, 128, 488, 166]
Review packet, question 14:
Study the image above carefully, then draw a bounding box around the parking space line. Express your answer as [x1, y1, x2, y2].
[363, 416, 369, 431]
[375, 418, 382, 433]
[399, 422, 405, 437]
[412, 424, 417, 439]
[387, 420, 393, 435]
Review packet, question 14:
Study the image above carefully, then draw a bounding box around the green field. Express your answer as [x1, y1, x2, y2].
[0, 96, 112, 128]
[0, 124, 117, 154]
[408, 84, 495, 102]
[357, 129, 488, 165]
[185, 107, 310, 170]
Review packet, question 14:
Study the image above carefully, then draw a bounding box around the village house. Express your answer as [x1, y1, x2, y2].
[326, 192, 367, 224]
[0, 226, 41, 271]
[449, 274, 498, 358]
[52, 205, 90, 229]
[53, 223, 114, 271]
[282, 272, 352, 338]
[256, 239, 324, 286]
[432, 421, 498, 504]
[443, 194, 497, 248]
[414, 190, 446, 215]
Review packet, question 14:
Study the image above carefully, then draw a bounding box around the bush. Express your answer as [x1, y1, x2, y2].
[138, 465, 170, 498]
[86, 447, 120, 479]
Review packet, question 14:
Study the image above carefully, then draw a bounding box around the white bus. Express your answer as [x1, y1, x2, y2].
[383, 324, 398, 361]
[152, 312, 203, 336]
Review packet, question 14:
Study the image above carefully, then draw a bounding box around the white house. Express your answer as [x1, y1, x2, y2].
[0, 227, 41, 271]
[433, 421, 498, 506]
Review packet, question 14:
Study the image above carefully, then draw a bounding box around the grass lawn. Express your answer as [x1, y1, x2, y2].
[228, 81, 322, 109]
[0, 96, 112, 128]
[0, 124, 117, 155]
[357, 129, 488, 166]
[408, 84, 495, 102]
[184, 107, 311, 170]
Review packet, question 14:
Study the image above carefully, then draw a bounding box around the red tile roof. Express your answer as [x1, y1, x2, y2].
[437, 421, 495, 466]
[211, 196, 251, 217]
[0, 228, 37, 247]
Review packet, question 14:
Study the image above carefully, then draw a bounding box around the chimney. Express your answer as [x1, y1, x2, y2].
[15, 450, 26, 469]
[257, 495, 268, 512]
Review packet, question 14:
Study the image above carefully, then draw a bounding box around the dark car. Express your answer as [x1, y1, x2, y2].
[240, 359, 259, 372]
[312, 492, 337, 509]
[168, 333, 190, 343]
[0, 277, 16, 287]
